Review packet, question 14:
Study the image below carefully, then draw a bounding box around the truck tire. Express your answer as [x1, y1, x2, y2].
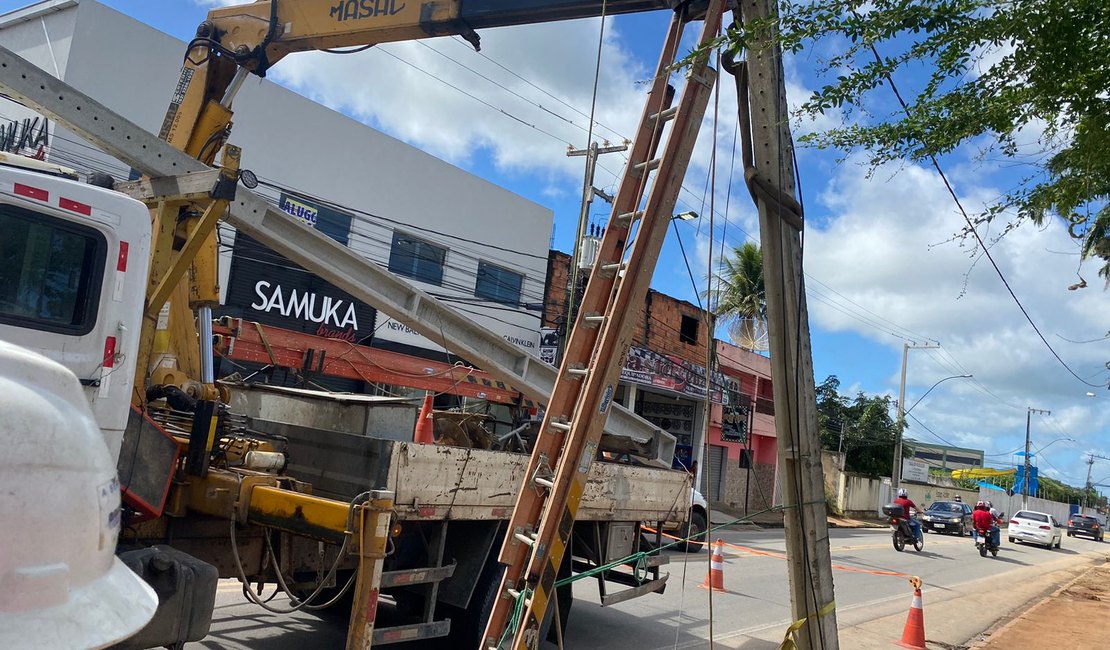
[677, 511, 707, 553]
[448, 552, 572, 648]
[446, 557, 504, 647]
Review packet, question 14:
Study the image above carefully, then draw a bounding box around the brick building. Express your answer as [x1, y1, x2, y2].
[542, 249, 777, 513]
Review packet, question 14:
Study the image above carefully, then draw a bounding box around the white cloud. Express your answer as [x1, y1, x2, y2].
[268, 18, 651, 184]
[802, 154, 1110, 484]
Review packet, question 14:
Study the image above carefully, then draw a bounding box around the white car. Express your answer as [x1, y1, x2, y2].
[1008, 510, 1064, 549]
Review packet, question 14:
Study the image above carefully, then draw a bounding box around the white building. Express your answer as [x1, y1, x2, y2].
[0, 0, 551, 362]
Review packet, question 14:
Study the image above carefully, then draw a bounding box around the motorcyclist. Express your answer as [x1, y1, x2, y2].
[894, 488, 922, 543]
[986, 501, 1002, 547]
[972, 501, 996, 546]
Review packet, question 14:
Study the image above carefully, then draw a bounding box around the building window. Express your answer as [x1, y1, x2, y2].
[475, 260, 523, 305]
[0, 204, 105, 335]
[388, 231, 446, 285]
[680, 314, 698, 344]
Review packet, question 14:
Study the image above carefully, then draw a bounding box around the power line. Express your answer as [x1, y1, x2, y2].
[864, 35, 1105, 389]
[375, 46, 573, 146]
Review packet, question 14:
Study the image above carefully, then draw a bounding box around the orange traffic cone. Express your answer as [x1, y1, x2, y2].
[414, 393, 435, 444]
[897, 578, 926, 650]
[699, 539, 726, 592]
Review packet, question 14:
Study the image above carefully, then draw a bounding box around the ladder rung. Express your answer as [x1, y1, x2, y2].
[582, 314, 605, 327]
[614, 210, 643, 225]
[534, 476, 554, 489]
[505, 589, 532, 608]
[599, 262, 626, 277]
[634, 158, 661, 173]
[650, 106, 678, 123]
[565, 367, 589, 378]
[549, 420, 571, 433]
[513, 532, 536, 547]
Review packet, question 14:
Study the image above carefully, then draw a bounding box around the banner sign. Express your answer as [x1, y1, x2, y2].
[621, 345, 739, 405]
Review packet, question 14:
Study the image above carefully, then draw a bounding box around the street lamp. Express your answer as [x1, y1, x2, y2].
[905, 374, 973, 415]
[1032, 436, 1075, 455]
[892, 365, 973, 489]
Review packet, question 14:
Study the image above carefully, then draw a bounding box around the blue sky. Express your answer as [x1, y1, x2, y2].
[4, 0, 1107, 493]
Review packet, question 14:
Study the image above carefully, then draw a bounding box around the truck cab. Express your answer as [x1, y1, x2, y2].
[0, 153, 150, 460]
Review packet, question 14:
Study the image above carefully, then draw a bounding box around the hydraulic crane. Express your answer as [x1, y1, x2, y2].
[147, 0, 690, 466]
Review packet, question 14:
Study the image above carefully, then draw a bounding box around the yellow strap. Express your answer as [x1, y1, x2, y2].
[778, 600, 836, 650]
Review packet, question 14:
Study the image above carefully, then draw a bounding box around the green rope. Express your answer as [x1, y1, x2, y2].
[496, 499, 825, 646]
[553, 500, 824, 588]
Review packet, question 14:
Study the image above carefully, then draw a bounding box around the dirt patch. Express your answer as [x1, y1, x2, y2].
[975, 563, 1110, 649]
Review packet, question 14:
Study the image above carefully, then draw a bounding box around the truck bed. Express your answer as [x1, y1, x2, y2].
[228, 385, 691, 525]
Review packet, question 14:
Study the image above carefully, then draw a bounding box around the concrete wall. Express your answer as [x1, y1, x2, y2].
[903, 483, 979, 510]
[841, 474, 883, 517]
[821, 450, 844, 501]
[978, 489, 1089, 525]
[718, 461, 775, 514]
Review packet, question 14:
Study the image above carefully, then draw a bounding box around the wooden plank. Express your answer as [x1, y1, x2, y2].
[385, 444, 690, 523]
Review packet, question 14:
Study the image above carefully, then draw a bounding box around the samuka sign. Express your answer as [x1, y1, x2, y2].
[251, 281, 359, 331]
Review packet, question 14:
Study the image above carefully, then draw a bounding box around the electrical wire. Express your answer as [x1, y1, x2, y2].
[862, 33, 1105, 389]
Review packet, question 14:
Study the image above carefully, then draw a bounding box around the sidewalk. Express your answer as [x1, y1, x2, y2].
[969, 560, 1110, 649]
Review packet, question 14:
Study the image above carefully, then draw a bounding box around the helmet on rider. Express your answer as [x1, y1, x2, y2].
[897, 488, 908, 498]
[975, 500, 986, 509]
[986, 501, 993, 508]
[954, 495, 962, 502]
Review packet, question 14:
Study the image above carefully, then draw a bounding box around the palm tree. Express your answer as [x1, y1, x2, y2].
[709, 242, 767, 351]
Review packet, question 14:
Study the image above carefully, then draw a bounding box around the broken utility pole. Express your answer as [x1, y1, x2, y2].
[728, 0, 839, 647]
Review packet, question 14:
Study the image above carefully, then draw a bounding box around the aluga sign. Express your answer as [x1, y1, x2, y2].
[250, 280, 359, 330]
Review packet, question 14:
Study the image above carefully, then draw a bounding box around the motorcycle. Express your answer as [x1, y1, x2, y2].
[976, 527, 999, 558]
[883, 504, 924, 552]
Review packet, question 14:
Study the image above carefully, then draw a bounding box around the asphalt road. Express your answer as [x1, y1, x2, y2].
[200, 526, 1108, 649]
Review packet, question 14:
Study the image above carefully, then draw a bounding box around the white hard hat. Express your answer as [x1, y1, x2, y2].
[897, 488, 908, 498]
[0, 342, 157, 649]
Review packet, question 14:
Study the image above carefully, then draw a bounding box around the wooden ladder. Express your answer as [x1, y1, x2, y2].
[482, 2, 725, 648]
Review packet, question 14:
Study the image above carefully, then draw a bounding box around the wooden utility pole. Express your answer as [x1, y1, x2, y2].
[729, 1, 839, 647]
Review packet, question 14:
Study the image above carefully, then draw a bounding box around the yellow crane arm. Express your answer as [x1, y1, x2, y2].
[205, 0, 682, 72]
[150, 0, 687, 400]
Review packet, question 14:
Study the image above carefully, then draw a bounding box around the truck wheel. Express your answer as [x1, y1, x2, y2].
[454, 547, 572, 647]
[449, 557, 504, 647]
[678, 511, 707, 553]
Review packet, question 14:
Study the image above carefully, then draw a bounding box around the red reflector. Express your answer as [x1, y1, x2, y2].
[59, 197, 92, 216]
[1009, 520, 1018, 526]
[13, 183, 48, 201]
[1039, 525, 1051, 530]
[103, 336, 117, 369]
[117, 242, 129, 272]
